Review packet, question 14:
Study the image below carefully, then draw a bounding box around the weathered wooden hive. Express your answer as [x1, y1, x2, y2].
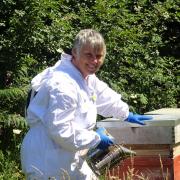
[97, 108, 180, 180]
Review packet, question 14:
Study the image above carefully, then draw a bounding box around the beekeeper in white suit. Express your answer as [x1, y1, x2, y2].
[21, 29, 152, 180]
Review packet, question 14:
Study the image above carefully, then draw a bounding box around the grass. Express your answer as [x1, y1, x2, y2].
[0, 149, 170, 180]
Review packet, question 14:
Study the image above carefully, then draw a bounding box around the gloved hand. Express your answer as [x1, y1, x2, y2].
[125, 112, 153, 125]
[96, 127, 114, 150]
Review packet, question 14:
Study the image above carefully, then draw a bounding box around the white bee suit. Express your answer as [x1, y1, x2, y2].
[21, 53, 129, 180]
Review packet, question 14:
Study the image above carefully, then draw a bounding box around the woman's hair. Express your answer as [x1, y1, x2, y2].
[72, 29, 106, 59]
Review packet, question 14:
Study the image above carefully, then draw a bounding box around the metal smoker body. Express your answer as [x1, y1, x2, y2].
[87, 129, 136, 176]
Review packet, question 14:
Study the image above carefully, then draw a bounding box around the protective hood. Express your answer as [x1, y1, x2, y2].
[31, 53, 72, 91]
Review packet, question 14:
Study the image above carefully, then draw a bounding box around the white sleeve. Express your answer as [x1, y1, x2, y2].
[43, 80, 100, 152]
[94, 77, 129, 120]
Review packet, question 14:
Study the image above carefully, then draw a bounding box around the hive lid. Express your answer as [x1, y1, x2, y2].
[97, 108, 180, 128]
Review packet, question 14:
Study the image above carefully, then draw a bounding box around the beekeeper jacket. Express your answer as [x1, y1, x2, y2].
[21, 53, 129, 180]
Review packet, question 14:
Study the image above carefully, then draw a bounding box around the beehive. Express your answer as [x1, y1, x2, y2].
[97, 108, 180, 179]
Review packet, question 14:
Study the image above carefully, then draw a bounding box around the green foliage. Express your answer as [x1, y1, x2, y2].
[0, 0, 179, 178]
[0, 150, 25, 179]
[95, 0, 180, 113]
[0, 0, 74, 88]
[0, 87, 27, 114]
[0, 87, 28, 151]
[0, 112, 27, 128]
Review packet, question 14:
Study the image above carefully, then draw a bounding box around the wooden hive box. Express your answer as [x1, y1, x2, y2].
[97, 108, 180, 180]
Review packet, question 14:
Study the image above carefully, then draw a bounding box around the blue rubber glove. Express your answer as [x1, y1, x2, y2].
[125, 112, 153, 125]
[96, 127, 114, 150]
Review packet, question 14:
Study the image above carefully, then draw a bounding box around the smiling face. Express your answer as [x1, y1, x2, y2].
[72, 44, 105, 78]
[71, 29, 106, 78]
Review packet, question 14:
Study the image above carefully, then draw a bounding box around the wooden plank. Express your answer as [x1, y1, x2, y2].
[124, 144, 171, 156]
[174, 155, 180, 180]
[105, 127, 173, 144]
[175, 124, 180, 144]
[135, 150, 170, 156]
[98, 115, 180, 129]
[146, 108, 180, 116]
[108, 156, 173, 180]
[173, 145, 180, 158]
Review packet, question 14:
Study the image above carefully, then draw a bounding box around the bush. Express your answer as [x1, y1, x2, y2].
[0, 0, 179, 178]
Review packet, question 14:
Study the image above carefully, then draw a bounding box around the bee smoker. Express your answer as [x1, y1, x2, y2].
[87, 128, 136, 176]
